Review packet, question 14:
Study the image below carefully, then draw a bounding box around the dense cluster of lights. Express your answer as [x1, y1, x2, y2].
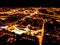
[0, 7, 60, 45]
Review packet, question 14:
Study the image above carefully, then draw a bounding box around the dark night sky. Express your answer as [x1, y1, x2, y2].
[0, 0, 60, 7]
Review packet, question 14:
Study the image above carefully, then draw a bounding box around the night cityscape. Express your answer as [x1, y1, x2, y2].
[0, 7, 60, 45]
[0, 0, 60, 45]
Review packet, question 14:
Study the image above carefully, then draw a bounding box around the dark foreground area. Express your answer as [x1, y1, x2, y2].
[0, 30, 39, 45]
